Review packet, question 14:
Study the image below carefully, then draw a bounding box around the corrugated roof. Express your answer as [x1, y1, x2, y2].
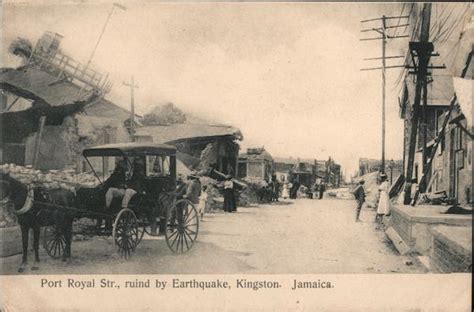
[0, 66, 136, 123]
[135, 123, 243, 144]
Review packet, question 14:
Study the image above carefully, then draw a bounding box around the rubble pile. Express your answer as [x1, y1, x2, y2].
[352, 171, 379, 208]
[0, 163, 99, 193]
[326, 188, 354, 200]
[241, 177, 269, 204]
[199, 176, 224, 212]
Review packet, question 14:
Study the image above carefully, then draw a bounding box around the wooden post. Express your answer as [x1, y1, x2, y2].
[123, 76, 139, 141]
[404, 3, 432, 204]
[33, 116, 47, 169]
[381, 15, 386, 174]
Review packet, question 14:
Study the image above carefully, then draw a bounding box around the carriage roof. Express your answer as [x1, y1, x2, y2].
[82, 142, 177, 157]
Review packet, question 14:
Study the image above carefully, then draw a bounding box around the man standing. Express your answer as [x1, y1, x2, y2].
[353, 180, 366, 222]
[318, 181, 326, 199]
[183, 173, 201, 205]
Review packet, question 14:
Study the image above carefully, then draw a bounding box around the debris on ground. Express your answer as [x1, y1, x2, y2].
[353, 171, 379, 208]
[0, 163, 98, 192]
[325, 188, 354, 200]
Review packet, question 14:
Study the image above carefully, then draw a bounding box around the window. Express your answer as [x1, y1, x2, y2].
[146, 155, 171, 177]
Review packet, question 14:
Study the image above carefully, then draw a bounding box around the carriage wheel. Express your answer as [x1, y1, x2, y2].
[113, 208, 140, 258]
[43, 226, 66, 259]
[165, 199, 199, 254]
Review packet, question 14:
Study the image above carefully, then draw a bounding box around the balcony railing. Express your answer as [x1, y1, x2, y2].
[30, 48, 112, 94]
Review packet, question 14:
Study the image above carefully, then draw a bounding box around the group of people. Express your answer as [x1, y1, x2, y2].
[352, 173, 391, 223]
[101, 158, 209, 235]
[280, 180, 326, 200]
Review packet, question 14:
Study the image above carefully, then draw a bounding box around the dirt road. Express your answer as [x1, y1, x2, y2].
[0, 198, 426, 274]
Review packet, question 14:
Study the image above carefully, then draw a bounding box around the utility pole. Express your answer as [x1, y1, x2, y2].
[123, 76, 139, 142]
[360, 14, 410, 174]
[84, 3, 126, 71]
[403, 3, 435, 204]
[381, 16, 386, 174]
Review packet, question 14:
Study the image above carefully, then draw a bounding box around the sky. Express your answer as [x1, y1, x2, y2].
[2, 1, 414, 178]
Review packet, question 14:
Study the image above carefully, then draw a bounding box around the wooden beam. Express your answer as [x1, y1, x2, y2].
[32, 116, 47, 169]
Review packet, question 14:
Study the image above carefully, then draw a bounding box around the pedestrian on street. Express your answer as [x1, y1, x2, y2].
[376, 173, 391, 223]
[290, 179, 300, 199]
[272, 180, 280, 202]
[223, 175, 236, 212]
[352, 179, 366, 222]
[198, 185, 208, 221]
[281, 182, 290, 199]
[313, 183, 320, 199]
[318, 181, 326, 199]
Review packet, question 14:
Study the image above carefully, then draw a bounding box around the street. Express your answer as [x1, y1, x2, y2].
[0, 198, 426, 274]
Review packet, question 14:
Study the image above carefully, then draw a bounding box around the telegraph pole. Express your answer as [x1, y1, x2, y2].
[123, 76, 139, 142]
[381, 16, 387, 174]
[360, 14, 409, 174]
[85, 3, 126, 71]
[404, 3, 432, 203]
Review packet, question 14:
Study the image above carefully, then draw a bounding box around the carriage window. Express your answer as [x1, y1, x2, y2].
[146, 155, 171, 177]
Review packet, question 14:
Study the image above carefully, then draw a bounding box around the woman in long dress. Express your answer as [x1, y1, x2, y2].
[376, 174, 391, 223]
[223, 175, 236, 212]
[282, 182, 290, 199]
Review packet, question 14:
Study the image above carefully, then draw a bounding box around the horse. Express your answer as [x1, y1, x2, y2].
[0, 172, 75, 273]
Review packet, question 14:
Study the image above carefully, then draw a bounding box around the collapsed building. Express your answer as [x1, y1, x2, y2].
[237, 147, 273, 181]
[134, 123, 243, 175]
[0, 32, 136, 171]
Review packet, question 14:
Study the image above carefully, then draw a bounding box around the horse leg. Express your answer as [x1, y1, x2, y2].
[62, 219, 73, 261]
[18, 225, 29, 273]
[31, 223, 41, 270]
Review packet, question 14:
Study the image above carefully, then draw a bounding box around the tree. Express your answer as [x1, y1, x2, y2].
[9, 37, 33, 64]
[142, 102, 186, 126]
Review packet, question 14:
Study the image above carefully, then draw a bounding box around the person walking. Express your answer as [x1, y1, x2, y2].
[376, 173, 391, 223]
[352, 180, 366, 222]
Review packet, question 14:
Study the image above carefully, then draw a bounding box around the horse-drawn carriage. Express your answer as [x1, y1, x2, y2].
[2, 143, 200, 268]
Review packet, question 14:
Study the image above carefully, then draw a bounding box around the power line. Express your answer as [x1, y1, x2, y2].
[360, 15, 410, 174]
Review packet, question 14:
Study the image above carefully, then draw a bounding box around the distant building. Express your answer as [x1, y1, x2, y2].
[358, 158, 403, 183]
[237, 147, 273, 181]
[273, 157, 342, 188]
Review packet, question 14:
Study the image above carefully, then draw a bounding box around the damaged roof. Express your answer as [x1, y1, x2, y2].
[0, 66, 137, 123]
[136, 123, 243, 144]
[239, 148, 273, 162]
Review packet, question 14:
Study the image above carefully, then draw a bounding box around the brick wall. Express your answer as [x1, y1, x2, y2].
[430, 227, 472, 273]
